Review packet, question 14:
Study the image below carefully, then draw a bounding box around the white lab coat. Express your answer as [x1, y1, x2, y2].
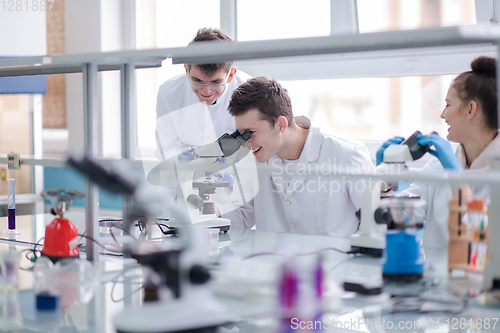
[155, 72, 251, 160]
[223, 127, 376, 238]
[401, 132, 500, 247]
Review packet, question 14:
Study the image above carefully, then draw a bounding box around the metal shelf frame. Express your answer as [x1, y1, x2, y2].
[0, 55, 163, 261]
[2, 25, 500, 268]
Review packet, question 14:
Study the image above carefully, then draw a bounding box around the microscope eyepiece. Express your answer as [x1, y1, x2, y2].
[239, 131, 251, 142]
[217, 130, 251, 157]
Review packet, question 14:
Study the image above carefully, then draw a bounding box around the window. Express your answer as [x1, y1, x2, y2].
[236, 0, 330, 41]
[135, 0, 221, 150]
[0, 95, 32, 195]
[281, 75, 453, 142]
[133, 0, 481, 155]
[357, 0, 476, 33]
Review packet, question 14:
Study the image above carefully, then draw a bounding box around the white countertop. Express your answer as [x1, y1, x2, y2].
[0, 214, 499, 332]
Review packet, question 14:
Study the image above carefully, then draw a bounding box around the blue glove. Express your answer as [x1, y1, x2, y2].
[216, 173, 235, 189]
[376, 136, 405, 165]
[178, 146, 199, 162]
[417, 134, 460, 170]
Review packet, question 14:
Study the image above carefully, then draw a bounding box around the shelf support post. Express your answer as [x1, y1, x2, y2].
[120, 63, 137, 236]
[83, 62, 100, 263]
[482, 42, 500, 291]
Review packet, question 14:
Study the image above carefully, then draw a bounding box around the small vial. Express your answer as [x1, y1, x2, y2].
[470, 243, 478, 268]
[479, 219, 486, 240]
[5, 179, 20, 239]
[473, 225, 479, 241]
[466, 199, 486, 241]
[279, 260, 299, 333]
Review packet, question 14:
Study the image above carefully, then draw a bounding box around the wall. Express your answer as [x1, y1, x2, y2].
[64, 0, 102, 156]
[65, 0, 135, 157]
[0, 6, 46, 196]
[44, 0, 66, 128]
[59, 0, 135, 212]
[44, 167, 122, 210]
[0, 7, 46, 56]
[0, 96, 31, 194]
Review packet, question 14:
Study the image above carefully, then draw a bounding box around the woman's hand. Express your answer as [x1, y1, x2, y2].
[417, 134, 460, 170]
[376, 136, 405, 165]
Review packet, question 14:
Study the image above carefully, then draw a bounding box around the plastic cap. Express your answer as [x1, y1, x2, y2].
[467, 199, 485, 212]
[36, 291, 60, 310]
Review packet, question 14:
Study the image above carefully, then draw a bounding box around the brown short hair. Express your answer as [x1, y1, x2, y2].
[228, 77, 294, 126]
[187, 28, 233, 74]
[453, 56, 498, 130]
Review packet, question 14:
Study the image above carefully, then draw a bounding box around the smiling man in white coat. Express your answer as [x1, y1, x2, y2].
[222, 77, 375, 238]
[153, 28, 251, 209]
[155, 28, 250, 162]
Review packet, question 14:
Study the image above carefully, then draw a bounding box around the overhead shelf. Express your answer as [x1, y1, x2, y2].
[0, 54, 165, 77]
[169, 25, 500, 64]
[234, 44, 498, 80]
[1, 25, 500, 77]
[0, 155, 146, 169]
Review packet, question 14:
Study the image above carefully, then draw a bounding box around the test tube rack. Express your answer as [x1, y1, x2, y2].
[448, 198, 490, 273]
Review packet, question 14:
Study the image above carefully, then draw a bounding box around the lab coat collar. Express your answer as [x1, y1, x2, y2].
[300, 126, 322, 163]
[267, 127, 323, 200]
[456, 130, 500, 170]
[267, 126, 322, 167]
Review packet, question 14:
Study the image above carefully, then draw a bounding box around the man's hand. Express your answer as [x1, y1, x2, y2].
[380, 181, 393, 194]
[215, 173, 235, 189]
[178, 146, 199, 162]
[214, 203, 221, 217]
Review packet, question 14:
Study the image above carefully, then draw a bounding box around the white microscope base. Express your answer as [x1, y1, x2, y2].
[193, 216, 230, 231]
[170, 216, 231, 231]
[114, 288, 226, 333]
[350, 233, 386, 256]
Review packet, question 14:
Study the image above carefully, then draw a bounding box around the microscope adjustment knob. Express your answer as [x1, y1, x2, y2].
[189, 264, 211, 284]
[374, 207, 392, 225]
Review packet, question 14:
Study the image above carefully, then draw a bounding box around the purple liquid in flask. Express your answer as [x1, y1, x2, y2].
[8, 208, 15, 230]
[7, 179, 16, 230]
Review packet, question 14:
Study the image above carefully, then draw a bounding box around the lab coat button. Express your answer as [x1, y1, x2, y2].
[284, 200, 291, 207]
[290, 223, 296, 229]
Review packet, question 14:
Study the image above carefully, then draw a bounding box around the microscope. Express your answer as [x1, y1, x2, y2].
[376, 197, 426, 281]
[346, 131, 431, 293]
[69, 156, 229, 333]
[350, 130, 432, 256]
[150, 130, 250, 231]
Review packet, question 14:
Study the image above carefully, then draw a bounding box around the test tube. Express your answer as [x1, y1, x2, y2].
[5, 179, 20, 239]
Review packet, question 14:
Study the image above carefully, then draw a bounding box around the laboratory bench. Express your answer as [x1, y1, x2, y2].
[0, 213, 499, 332]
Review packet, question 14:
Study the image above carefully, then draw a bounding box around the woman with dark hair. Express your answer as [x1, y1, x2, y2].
[377, 56, 500, 246]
